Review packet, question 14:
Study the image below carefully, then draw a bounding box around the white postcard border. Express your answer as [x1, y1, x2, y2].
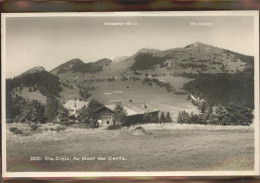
[1, 11, 259, 178]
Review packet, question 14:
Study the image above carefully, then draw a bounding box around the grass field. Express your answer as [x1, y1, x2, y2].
[6, 123, 254, 172]
[56, 70, 199, 120]
[91, 79, 200, 120]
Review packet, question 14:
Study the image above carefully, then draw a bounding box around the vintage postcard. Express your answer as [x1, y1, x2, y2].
[1, 11, 259, 177]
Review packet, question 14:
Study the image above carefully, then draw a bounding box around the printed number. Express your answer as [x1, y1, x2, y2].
[30, 156, 41, 161]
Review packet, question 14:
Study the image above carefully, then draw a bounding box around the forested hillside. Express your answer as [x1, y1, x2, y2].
[130, 53, 165, 70]
[183, 68, 254, 109]
[6, 70, 62, 97]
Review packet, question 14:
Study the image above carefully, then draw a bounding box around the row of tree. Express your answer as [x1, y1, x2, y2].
[177, 103, 253, 126]
[9, 96, 69, 124]
[8, 94, 174, 128]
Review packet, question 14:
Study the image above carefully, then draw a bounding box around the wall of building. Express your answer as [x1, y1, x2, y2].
[95, 108, 114, 126]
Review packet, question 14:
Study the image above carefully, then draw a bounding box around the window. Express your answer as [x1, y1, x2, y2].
[107, 121, 110, 124]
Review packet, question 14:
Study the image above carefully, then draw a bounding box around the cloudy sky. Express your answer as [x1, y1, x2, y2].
[5, 14, 255, 78]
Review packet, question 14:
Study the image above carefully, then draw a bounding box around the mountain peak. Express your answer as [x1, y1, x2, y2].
[185, 42, 211, 48]
[50, 58, 85, 74]
[67, 58, 85, 64]
[95, 58, 112, 66]
[137, 48, 161, 54]
[20, 66, 45, 77]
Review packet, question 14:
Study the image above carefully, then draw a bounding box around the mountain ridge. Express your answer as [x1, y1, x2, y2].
[19, 66, 46, 77]
[17, 42, 253, 78]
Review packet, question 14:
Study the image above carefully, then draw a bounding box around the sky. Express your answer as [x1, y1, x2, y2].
[5, 15, 255, 78]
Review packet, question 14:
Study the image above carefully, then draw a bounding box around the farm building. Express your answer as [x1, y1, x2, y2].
[94, 101, 159, 126]
[64, 98, 88, 117]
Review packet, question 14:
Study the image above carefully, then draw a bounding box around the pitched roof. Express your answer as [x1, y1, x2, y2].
[95, 102, 159, 116]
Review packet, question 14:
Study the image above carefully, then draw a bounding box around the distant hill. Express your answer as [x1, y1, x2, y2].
[6, 70, 62, 97]
[19, 66, 46, 77]
[95, 58, 112, 66]
[113, 56, 129, 63]
[50, 58, 112, 75]
[127, 42, 253, 73]
[50, 58, 85, 75]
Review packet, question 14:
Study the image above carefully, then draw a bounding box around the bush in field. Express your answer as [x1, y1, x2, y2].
[55, 126, 66, 132]
[177, 111, 191, 124]
[107, 125, 122, 130]
[189, 113, 203, 124]
[122, 76, 128, 81]
[29, 123, 39, 131]
[9, 127, 23, 135]
[107, 77, 115, 82]
[88, 120, 99, 128]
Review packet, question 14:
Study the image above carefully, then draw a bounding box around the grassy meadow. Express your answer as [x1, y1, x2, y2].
[6, 123, 254, 172]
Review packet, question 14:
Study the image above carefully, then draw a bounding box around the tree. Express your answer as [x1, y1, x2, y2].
[215, 104, 253, 126]
[44, 96, 59, 122]
[114, 103, 127, 126]
[87, 99, 104, 119]
[160, 112, 167, 123]
[57, 104, 69, 123]
[77, 105, 89, 123]
[6, 94, 26, 119]
[166, 112, 172, 122]
[14, 100, 45, 123]
[79, 89, 91, 100]
[77, 99, 104, 124]
[77, 99, 103, 128]
[177, 111, 190, 124]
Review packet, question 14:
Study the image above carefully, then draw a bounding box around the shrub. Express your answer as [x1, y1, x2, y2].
[88, 120, 99, 129]
[177, 111, 191, 124]
[107, 125, 122, 130]
[29, 123, 39, 131]
[55, 126, 66, 132]
[107, 77, 115, 82]
[9, 127, 23, 134]
[122, 76, 128, 81]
